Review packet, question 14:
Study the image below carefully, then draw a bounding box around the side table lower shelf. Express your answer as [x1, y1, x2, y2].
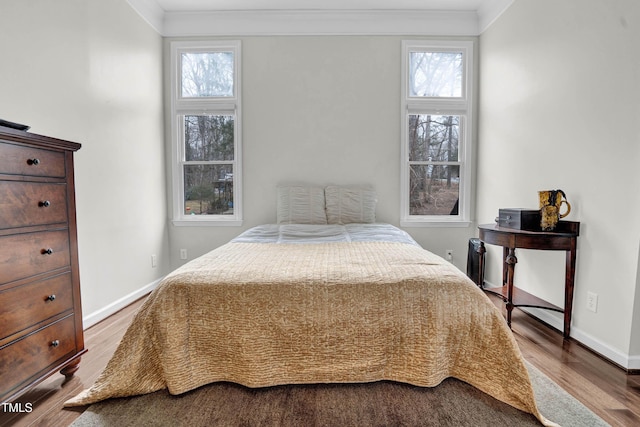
[483, 285, 563, 313]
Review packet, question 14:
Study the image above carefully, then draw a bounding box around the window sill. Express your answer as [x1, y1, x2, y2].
[172, 218, 243, 227]
[400, 219, 471, 228]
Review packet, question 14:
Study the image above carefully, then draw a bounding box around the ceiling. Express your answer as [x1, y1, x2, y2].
[127, 0, 514, 36]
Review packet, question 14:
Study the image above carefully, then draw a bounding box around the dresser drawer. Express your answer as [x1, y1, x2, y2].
[0, 315, 76, 399]
[0, 143, 65, 178]
[0, 230, 70, 284]
[0, 182, 68, 230]
[0, 273, 74, 342]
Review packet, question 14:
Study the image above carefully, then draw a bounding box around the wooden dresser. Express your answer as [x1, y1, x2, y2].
[0, 126, 86, 404]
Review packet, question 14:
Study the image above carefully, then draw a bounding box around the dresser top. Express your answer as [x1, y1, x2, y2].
[0, 126, 81, 152]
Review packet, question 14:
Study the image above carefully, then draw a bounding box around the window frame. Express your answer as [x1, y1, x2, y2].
[170, 40, 242, 226]
[400, 40, 474, 227]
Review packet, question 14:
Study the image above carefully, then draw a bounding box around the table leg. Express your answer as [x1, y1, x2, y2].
[502, 247, 509, 287]
[564, 244, 577, 339]
[505, 247, 518, 328]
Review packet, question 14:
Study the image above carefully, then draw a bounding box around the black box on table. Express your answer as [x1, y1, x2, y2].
[497, 208, 541, 231]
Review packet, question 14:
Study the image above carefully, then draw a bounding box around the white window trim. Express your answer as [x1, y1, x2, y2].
[400, 40, 474, 228]
[170, 40, 242, 226]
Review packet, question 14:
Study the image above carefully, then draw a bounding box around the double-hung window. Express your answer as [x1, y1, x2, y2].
[400, 40, 474, 227]
[170, 41, 242, 225]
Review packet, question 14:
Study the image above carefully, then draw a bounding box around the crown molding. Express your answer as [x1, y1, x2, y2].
[127, 0, 514, 37]
[477, 0, 514, 33]
[164, 10, 478, 37]
[128, 0, 165, 34]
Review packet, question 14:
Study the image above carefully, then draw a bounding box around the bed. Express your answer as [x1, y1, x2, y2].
[65, 186, 553, 426]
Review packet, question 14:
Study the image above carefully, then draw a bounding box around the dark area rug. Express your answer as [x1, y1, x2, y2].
[70, 363, 609, 426]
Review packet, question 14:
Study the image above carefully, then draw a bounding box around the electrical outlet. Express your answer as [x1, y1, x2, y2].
[445, 249, 453, 261]
[586, 292, 598, 313]
[151, 254, 157, 268]
[180, 249, 188, 260]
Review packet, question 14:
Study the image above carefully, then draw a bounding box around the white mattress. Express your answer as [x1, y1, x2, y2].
[232, 223, 419, 246]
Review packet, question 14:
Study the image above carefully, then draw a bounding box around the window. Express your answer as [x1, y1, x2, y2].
[401, 40, 474, 227]
[171, 41, 242, 225]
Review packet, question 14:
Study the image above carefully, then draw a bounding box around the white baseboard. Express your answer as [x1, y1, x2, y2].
[82, 278, 162, 329]
[629, 355, 640, 371]
[519, 307, 638, 370]
[484, 283, 638, 371]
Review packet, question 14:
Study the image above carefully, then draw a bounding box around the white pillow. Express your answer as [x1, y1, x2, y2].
[325, 185, 377, 224]
[277, 186, 327, 224]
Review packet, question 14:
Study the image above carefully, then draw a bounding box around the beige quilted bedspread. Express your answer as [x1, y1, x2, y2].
[66, 242, 552, 425]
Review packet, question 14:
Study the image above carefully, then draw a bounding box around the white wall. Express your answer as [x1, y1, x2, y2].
[165, 36, 478, 270]
[4, 0, 637, 370]
[478, 0, 640, 368]
[0, 0, 169, 325]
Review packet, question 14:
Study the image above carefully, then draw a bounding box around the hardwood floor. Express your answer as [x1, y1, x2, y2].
[1, 294, 638, 427]
[0, 299, 145, 427]
[497, 297, 640, 427]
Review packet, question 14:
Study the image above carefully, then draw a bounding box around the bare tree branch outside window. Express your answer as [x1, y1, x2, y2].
[179, 50, 236, 216]
[408, 114, 460, 215]
[406, 49, 464, 216]
[181, 52, 234, 98]
[183, 115, 235, 215]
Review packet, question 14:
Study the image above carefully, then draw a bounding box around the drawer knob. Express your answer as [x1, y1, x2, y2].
[46, 294, 56, 302]
[28, 158, 40, 166]
[51, 340, 60, 347]
[39, 200, 51, 208]
[42, 248, 54, 255]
